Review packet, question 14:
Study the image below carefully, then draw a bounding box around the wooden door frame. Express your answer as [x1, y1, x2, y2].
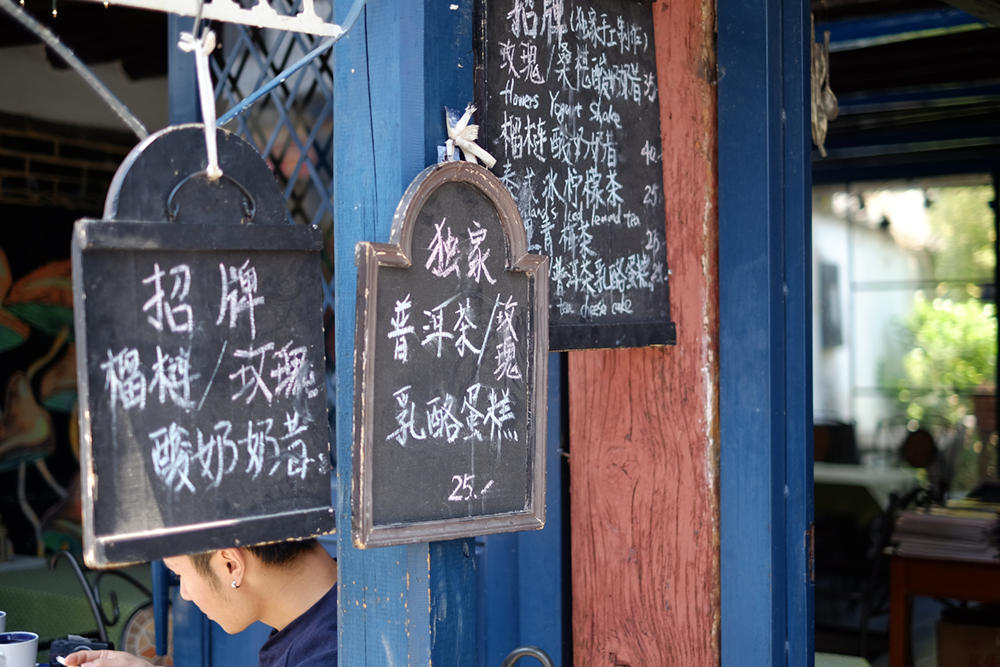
[718, 0, 815, 664]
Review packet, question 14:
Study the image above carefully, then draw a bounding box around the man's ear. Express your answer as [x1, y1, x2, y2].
[217, 547, 248, 588]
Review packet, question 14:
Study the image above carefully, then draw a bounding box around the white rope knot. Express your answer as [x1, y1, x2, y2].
[446, 105, 496, 169]
[179, 29, 223, 181]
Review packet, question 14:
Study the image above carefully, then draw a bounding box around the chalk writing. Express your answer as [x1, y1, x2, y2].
[271, 341, 321, 400]
[448, 473, 497, 502]
[485, 0, 672, 341]
[149, 345, 198, 410]
[241, 417, 279, 479]
[494, 296, 522, 381]
[453, 298, 483, 358]
[143, 263, 194, 334]
[103, 347, 147, 411]
[195, 420, 238, 489]
[426, 219, 461, 278]
[388, 385, 427, 446]
[467, 222, 497, 285]
[150, 423, 196, 493]
[422, 296, 458, 357]
[230, 342, 276, 404]
[217, 260, 265, 339]
[388, 294, 416, 363]
[98, 257, 326, 497]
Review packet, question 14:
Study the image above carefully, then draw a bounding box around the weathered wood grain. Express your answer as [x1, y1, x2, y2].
[569, 0, 719, 663]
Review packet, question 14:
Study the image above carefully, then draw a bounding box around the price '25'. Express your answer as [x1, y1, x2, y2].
[448, 474, 494, 501]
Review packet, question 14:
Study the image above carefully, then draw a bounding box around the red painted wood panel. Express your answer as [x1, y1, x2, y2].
[569, 0, 719, 664]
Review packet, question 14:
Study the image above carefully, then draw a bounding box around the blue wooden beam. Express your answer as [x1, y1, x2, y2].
[818, 8, 987, 52]
[836, 82, 1000, 116]
[333, 1, 475, 664]
[812, 155, 1000, 184]
[718, 0, 813, 663]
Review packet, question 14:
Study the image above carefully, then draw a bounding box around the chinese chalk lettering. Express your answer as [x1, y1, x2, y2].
[217, 260, 265, 339]
[271, 341, 320, 400]
[486, 0, 670, 330]
[422, 296, 458, 358]
[230, 342, 275, 404]
[93, 250, 327, 501]
[142, 263, 194, 334]
[388, 294, 416, 363]
[388, 385, 427, 446]
[150, 422, 196, 493]
[241, 417, 280, 479]
[103, 347, 147, 411]
[149, 345, 198, 410]
[194, 420, 238, 489]
[426, 219, 461, 278]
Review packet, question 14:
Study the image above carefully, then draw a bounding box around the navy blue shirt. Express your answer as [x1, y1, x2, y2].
[258, 585, 338, 667]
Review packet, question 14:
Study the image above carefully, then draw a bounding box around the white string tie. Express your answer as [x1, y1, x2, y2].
[445, 105, 496, 169]
[179, 29, 223, 181]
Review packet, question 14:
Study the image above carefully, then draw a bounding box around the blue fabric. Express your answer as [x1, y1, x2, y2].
[258, 586, 338, 667]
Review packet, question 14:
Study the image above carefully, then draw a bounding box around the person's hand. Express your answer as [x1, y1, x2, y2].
[63, 650, 154, 667]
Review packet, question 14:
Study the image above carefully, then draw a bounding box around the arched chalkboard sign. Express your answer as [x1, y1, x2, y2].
[353, 162, 548, 548]
[73, 126, 335, 567]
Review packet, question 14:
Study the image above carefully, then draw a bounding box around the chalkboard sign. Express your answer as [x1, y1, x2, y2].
[353, 162, 548, 548]
[476, 0, 676, 350]
[73, 126, 335, 568]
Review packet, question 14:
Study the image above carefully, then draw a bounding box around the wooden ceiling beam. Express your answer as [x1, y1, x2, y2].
[940, 0, 1000, 25]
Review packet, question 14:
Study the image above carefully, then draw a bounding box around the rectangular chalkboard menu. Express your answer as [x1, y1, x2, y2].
[476, 0, 677, 350]
[72, 220, 335, 567]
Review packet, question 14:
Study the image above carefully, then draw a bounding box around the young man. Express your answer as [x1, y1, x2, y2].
[65, 539, 338, 667]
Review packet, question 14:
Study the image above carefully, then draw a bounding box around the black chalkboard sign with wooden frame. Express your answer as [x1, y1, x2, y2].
[475, 0, 677, 350]
[73, 125, 335, 567]
[353, 162, 548, 548]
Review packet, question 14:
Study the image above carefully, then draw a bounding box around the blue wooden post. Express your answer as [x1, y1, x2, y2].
[167, 14, 198, 125]
[718, 0, 813, 664]
[783, 0, 816, 660]
[334, 1, 476, 664]
[477, 352, 565, 667]
[163, 17, 210, 667]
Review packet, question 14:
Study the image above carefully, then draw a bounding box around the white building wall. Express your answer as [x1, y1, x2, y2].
[813, 190, 929, 453]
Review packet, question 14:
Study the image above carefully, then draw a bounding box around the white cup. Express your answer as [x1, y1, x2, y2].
[0, 611, 6, 633]
[0, 632, 38, 667]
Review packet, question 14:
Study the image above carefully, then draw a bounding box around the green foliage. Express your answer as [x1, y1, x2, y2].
[926, 185, 996, 285]
[896, 293, 996, 424]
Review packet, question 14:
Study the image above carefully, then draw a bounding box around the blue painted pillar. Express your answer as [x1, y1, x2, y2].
[162, 16, 207, 666]
[333, 1, 476, 664]
[167, 14, 198, 125]
[718, 0, 814, 664]
[477, 353, 566, 667]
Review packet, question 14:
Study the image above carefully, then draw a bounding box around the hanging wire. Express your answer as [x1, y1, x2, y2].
[216, 0, 368, 126]
[0, 0, 148, 140]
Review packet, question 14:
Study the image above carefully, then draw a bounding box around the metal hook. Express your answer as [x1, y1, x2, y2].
[166, 170, 257, 224]
[499, 646, 554, 667]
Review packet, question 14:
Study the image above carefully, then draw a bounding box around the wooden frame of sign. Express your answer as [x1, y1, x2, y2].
[353, 161, 548, 548]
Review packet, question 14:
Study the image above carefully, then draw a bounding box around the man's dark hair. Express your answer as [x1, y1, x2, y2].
[188, 538, 318, 581]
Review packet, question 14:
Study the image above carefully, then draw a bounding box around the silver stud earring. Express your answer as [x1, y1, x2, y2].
[231, 580, 239, 589]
